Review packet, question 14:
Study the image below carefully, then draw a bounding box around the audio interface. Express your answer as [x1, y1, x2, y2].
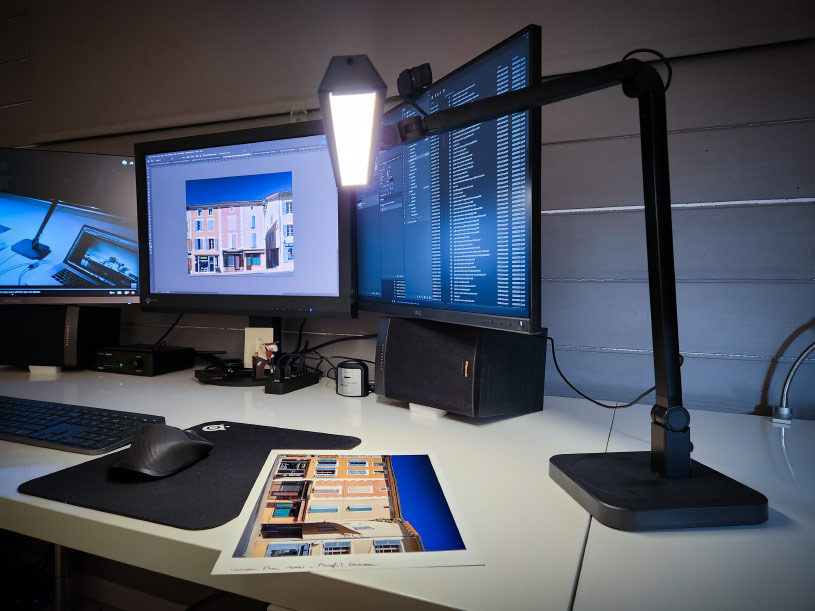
[94, 345, 196, 376]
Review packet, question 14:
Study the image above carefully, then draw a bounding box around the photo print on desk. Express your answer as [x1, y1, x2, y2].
[212, 451, 480, 573]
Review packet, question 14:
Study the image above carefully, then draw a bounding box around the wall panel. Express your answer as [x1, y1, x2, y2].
[542, 120, 815, 210]
[542, 40, 815, 143]
[542, 202, 815, 281]
[1, 0, 809, 145]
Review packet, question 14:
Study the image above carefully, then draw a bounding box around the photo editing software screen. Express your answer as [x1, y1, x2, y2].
[142, 132, 341, 302]
[355, 27, 540, 332]
[0, 148, 139, 304]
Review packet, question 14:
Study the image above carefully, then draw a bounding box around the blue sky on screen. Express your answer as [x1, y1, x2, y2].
[390, 455, 465, 552]
[186, 172, 292, 206]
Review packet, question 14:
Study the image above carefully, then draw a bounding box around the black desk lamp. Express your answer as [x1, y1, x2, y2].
[317, 53, 768, 530]
[12, 198, 59, 260]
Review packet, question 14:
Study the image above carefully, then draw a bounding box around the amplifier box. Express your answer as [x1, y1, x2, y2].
[95, 344, 196, 376]
[375, 318, 547, 418]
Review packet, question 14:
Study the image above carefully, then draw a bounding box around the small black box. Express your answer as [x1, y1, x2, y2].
[95, 344, 196, 376]
[375, 318, 547, 418]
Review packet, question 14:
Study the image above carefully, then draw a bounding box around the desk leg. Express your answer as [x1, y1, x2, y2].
[53, 544, 70, 611]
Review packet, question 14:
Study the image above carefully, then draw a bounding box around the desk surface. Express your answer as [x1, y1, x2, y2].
[0, 367, 813, 611]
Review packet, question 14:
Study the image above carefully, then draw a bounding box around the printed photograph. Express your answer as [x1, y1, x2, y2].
[185, 172, 293, 275]
[214, 452, 477, 573]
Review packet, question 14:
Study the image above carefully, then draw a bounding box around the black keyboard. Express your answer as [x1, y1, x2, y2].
[52, 268, 96, 288]
[0, 395, 165, 455]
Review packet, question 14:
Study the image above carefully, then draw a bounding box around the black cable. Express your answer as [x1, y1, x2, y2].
[622, 48, 673, 91]
[154, 313, 183, 348]
[293, 318, 307, 353]
[301, 353, 339, 379]
[308, 334, 377, 352]
[324, 356, 375, 364]
[545, 336, 683, 409]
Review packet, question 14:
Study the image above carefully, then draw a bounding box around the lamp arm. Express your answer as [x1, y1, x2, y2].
[422, 59, 640, 135]
[407, 58, 687, 478]
[32, 199, 60, 247]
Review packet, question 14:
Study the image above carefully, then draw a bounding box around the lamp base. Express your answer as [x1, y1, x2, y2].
[549, 451, 768, 531]
[12, 239, 51, 260]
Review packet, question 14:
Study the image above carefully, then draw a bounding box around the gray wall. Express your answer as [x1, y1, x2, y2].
[2, 1, 813, 417]
[541, 41, 815, 417]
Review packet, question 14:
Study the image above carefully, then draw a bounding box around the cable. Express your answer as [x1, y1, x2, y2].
[0, 253, 20, 268]
[324, 356, 375, 364]
[545, 336, 683, 409]
[293, 318, 307, 353]
[622, 48, 673, 91]
[0, 262, 32, 277]
[308, 333, 377, 352]
[18, 263, 39, 284]
[154, 313, 184, 348]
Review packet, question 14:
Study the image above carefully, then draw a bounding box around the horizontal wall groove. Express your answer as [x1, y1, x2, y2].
[542, 116, 815, 147]
[549, 344, 815, 364]
[0, 13, 28, 23]
[541, 197, 815, 215]
[540, 36, 815, 82]
[0, 100, 31, 110]
[0, 57, 29, 67]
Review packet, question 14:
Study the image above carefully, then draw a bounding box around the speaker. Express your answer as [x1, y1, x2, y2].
[0, 305, 121, 369]
[375, 318, 547, 418]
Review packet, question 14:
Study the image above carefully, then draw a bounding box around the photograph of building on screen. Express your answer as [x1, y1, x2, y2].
[185, 172, 293, 275]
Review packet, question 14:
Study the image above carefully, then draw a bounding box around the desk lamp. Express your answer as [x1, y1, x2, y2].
[317, 52, 768, 530]
[12, 198, 59, 260]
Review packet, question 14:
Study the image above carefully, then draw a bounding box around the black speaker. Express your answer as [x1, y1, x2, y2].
[374, 318, 547, 418]
[0, 305, 121, 369]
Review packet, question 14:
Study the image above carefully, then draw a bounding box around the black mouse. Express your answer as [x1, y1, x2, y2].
[111, 423, 214, 478]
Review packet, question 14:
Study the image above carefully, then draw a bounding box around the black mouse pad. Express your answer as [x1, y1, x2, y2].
[18, 421, 361, 530]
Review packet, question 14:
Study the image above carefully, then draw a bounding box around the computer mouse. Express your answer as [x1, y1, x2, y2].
[110, 423, 214, 478]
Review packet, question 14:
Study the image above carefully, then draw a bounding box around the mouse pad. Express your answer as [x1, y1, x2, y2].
[18, 421, 361, 530]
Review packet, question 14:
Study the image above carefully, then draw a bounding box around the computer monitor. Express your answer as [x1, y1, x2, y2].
[355, 25, 541, 333]
[0, 148, 140, 304]
[134, 120, 356, 320]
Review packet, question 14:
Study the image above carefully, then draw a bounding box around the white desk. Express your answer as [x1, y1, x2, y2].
[0, 366, 614, 611]
[2, 368, 813, 610]
[575, 404, 815, 611]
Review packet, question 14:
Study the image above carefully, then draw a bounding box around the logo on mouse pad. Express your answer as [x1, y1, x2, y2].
[202, 424, 230, 432]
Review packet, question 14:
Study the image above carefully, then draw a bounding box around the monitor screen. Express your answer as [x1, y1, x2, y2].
[0, 148, 139, 304]
[355, 25, 541, 333]
[135, 120, 356, 318]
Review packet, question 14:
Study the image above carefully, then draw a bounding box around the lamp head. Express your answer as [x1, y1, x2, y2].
[318, 55, 387, 188]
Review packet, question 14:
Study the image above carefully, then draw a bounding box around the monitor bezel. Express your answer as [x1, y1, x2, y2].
[134, 120, 357, 319]
[356, 24, 542, 334]
[0, 147, 140, 306]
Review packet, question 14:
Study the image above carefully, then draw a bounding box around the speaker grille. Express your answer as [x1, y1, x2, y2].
[379, 319, 477, 413]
